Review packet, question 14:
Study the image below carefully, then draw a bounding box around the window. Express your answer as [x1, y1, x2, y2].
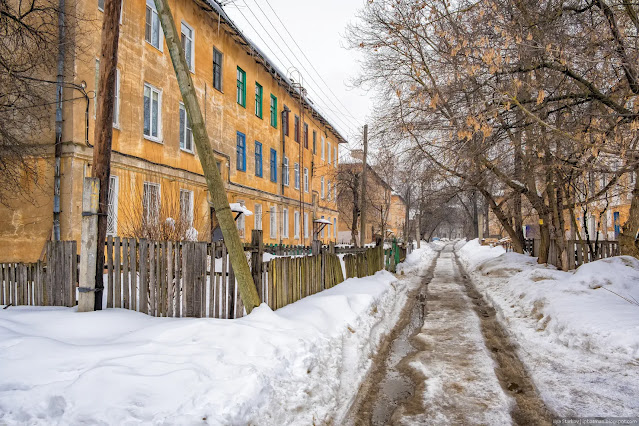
[312, 130, 317, 154]
[236, 132, 246, 171]
[270, 95, 277, 128]
[294, 115, 300, 142]
[98, 0, 104, 10]
[294, 211, 300, 239]
[254, 141, 262, 177]
[113, 69, 120, 127]
[179, 103, 193, 152]
[236, 200, 245, 238]
[327, 141, 331, 164]
[321, 135, 325, 160]
[333, 218, 337, 238]
[145, 0, 163, 50]
[181, 22, 194, 72]
[321, 176, 325, 198]
[270, 206, 277, 239]
[304, 212, 309, 239]
[283, 105, 289, 136]
[282, 208, 289, 238]
[303, 167, 309, 192]
[255, 82, 262, 118]
[321, 215, 325, 237]
[294, 162, 300, 189]
[254, 204, 262, 230]
[143, 182, 160, 225]
[143, 83, 162, 141]
[106, 175, 119, 236]
[283, 156, 289, 186]
[93, 60, 119, 127]
[334, 146, 338, 167]
[303, 123, 308, 149]
[180, 189, 194, 227]
[327, 180, 331, 200]
[212, 48, 223, 91]
[236, 67, 246, 107]
[334, 185, 337, 201]
[270, 149, 277, 182]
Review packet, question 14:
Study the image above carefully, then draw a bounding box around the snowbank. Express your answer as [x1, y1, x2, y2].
[0, 263, 424, 424]
[458, 239, 639, 416]
[396, 245, 435, 275]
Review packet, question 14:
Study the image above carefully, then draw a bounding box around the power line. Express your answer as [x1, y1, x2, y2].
[232, 2, 358, 139]
[262, 0, 363, 126]
[247, 0, 362, 131]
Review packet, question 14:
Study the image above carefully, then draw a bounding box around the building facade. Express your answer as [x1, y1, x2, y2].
[0, 0, 344, 262]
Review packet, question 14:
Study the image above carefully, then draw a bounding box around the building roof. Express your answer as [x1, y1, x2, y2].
[204, 0, 349, 145]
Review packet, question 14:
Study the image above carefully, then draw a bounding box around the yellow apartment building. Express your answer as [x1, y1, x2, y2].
[0, 0, 345, 262]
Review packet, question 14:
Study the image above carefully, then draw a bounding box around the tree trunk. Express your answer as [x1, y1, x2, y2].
[92, 0, 123, 310]
[620, 175, 639, 258]
[153, 0, 260, 312]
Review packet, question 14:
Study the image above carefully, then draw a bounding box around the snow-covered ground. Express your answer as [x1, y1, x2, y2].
[0, 246, 436, 425]
[458, 239, 639, 417]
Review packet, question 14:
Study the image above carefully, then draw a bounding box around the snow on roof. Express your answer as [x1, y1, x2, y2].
[314, 218, 332, 225]
[230, 203, 253, 216]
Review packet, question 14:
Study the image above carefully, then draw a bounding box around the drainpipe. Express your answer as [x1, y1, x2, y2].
[53, 0, 66, 241]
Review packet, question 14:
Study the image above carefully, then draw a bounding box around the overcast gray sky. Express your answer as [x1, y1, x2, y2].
[223, 0, 371, 147]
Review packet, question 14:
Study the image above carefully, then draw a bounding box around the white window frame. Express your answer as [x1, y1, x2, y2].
[283, 156, 289, 186]
[321, 215, 325, 238]
[282, 208, 289, 238]
[212, 47, 223, 92]
[304, 212, 309, 239]
[179, 189, 194, 227]
[94, 59, 100, 118]
[327, 141, 331, 164]
[113, 69, 120, 127]
[106, 175, 119, 236]
[327, 180, 331, 200]
[181, 21, 195, 73]
[334, 185, 337, 201]
[320, 176, 325, 199]
[254, 204, 262, 231]
[270, 206, 277, 239]
[321, 136, 325, 160]
[303, 167, 309, 193]
[143, 182, 161, 225]
[179, 102, 193, 153]
[333, 217, 337, 238]
[143, 83, 162, 142]
[334, 146, 337, 168]
[145, 0, 163, 51]
[294, 211, 300, 239]
[294, 162, 300, 190]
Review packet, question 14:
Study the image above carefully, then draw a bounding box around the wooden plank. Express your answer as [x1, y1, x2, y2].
[182, 242, 189, 317]
[122, 238, 130, 310]
[107, 236, 113, 308]
[200, 243, 207, 317]
[158, 242, 165, 317]
[71, 241, 78, 307]
[149, 241, 156, 316]
[167, 241, 174, 317]
[130, 239, 137, 312]
[175, 242, 182, 317]
[221, 243, 227, 318]
[210, 243, 216, 318]
[114, 236, 121, 308]
[228, 260, 235, 318]
[139, 239, 148, 314]
[0, 264, 5, 306]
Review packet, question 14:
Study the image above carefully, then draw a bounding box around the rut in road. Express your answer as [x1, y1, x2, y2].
[345, 243, 552, 425]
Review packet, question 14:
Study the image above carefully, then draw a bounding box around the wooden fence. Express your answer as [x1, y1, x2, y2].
[0, 241, 77, 307]
[344, 246, 385, 279]
[518, 238, 620, 269]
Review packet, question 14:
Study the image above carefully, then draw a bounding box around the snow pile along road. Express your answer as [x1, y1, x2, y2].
[458, 239, 639, 417]
[0, 252, 431, 425]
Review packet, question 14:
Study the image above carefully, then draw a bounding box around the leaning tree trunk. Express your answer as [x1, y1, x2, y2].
[620, 175, 639, 258]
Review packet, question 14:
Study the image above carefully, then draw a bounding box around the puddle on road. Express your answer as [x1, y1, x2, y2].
[344, 253, 438, 426]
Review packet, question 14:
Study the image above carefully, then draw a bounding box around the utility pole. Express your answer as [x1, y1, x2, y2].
[154, 0, 261, 312]
[359, 124, 368, 247]
[91, 0, 123, 310]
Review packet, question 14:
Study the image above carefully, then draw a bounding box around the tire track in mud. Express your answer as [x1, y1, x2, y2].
[342, 248, 440, 426]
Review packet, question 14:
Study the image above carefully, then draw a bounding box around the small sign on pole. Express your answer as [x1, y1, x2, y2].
[78, 177, 100, 312]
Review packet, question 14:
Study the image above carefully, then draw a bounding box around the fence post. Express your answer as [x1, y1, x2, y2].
[251, 230, 263, 303]
[78, 177, 100, 312]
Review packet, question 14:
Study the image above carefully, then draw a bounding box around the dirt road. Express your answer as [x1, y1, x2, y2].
[344, 243, 552, 425]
